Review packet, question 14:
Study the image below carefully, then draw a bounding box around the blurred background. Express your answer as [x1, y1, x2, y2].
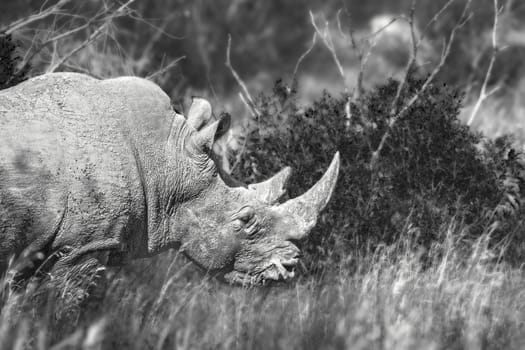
[1, 0, 525, 141]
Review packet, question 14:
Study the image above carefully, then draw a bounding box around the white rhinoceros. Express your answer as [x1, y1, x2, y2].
[0, 72, 339, 286]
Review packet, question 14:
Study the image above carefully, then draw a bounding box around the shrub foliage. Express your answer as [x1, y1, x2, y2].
[0, 34, 28, 90]
[233, 77, 525, 269]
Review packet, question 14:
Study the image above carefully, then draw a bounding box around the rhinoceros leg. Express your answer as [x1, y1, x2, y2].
[51, 238, 120, 271]
[36, 255, 107, 329]
[25, 238, 120, 325]
[7, 200, 69, 287]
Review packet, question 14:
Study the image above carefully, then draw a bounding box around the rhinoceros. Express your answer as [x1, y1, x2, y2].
[0, 72, 339, 287]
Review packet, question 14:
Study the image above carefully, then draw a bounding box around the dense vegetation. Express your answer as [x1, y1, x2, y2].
[0, 34, 28, 89]
[234, 77, 525, 271]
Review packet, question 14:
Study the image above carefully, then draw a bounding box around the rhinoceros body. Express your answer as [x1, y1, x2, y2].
[0, 72, 339, 286]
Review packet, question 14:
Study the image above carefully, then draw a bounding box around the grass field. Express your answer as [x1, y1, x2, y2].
[1, 223, 524, 350]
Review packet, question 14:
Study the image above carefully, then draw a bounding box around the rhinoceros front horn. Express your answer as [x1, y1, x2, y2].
[278, 152, 340, 240]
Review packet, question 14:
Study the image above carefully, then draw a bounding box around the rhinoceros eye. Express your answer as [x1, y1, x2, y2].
[232, 207, 257, 236]
[234, 206, 254, 220]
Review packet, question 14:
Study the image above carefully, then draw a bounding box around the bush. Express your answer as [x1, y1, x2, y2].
[233, 76, 525, 271]
[0, 34, 29, 90]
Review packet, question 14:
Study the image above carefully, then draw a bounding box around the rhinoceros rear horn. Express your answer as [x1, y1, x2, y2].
[278, 152, 340, 240]
[187, 97, 212, 130]
[192, 113, 230, 152]
[248, 166, 292, 204]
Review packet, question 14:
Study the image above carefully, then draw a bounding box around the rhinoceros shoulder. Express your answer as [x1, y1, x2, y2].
[7, 73, 173, 113]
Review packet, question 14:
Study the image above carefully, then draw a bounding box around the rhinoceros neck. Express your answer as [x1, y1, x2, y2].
[100, 77, 202, 257]
[118, 102, 192, 256]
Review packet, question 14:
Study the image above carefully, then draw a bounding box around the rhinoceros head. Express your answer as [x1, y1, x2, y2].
[168, 98, 339, 286]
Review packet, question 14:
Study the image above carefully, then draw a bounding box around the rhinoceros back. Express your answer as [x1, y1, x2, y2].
[0, 73, 175, 270]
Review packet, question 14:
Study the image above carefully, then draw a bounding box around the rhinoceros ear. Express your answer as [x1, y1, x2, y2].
[187, 97, 213, 130]
[192, 113, 230, 152]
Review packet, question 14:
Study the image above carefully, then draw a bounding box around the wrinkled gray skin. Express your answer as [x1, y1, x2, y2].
[0, 73, 339, 287]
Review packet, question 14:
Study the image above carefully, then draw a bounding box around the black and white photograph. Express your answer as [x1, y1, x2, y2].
[0, 0, 524, 349]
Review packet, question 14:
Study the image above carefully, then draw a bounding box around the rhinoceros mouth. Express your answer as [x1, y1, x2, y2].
[222, 250, 300, 286]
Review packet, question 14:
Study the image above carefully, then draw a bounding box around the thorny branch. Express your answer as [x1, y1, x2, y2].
[370, 0, 472, 169]
[467, 0, 502, 126]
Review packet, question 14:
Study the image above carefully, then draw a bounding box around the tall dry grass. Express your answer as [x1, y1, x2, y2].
[1, 220, 524, 350]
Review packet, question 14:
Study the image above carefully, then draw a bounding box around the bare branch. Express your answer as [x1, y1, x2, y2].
[125, 11, 185, 41]
[230, 131, 248, 173]
[146, 56, 186, 81]
[309, 10, 347, 92]
[371, 0, 471, 168]
[47, 0, 135, 73]
[47, 24, 107, 73]
[2, 0, 72, 35]
[292, 32, 317, 84]
[467, 0, 501, 126]
[225, 35, 261, 119]
[134, 13, 178, 74]
[420, 0, 457, 42]
[47, 20, 94, 43]
[20, 15, 103, 72]
[337, 7, 377, 101]
[363, 16, 403, 41]
[387, 0, 419, 121]
[62, 62, 103, 79]
[238, 92, 256, 120]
